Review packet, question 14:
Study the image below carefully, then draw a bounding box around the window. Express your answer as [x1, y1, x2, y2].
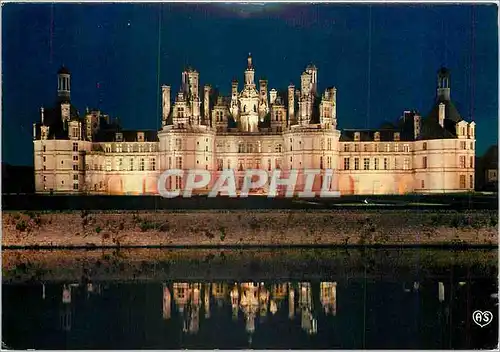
[73, 174, 79, 181]
[73, 183, 79, 190]
[43, 145, 46, 152]
[43, 156, 46, 162]
[73, 155, 78, 161]
[363, 158, 369, 170]
[403, 157, 410, 170]
[423, 142, 427, 151]
[394, 157, 399, 169]
[422, 156, 427, 169]
[73, 143, 78, 152]
[354, 144, 359, 152]
[374, 158, 379, 170]
[276, 159, 282, 169]
[394, 144, 399, 152]
[344, 144, 349, 152]
[384, 158, 388, 170]
[43, 165, 46, 171]
[73, 164, 78, 171]
[470, 142, 474, 150]
[320, 156, 324, 169]
[129, 158, 134, 171]
[177, 107, 184, 118]
[327, 138, 332, 151]
[175, 156, 183, 169]
[239, 143, 245, 153]
[459, 156, 466, 169]
[403, 144, 409, 153]
[216, 159, 223, 171]
[275, 144, 282, 153]
[247, 144, 254, 153]
[327, 156, 332, 168]
[385, 144, 390, 152]
[344, 158, 350, 170]
[470, 156, 474, 168]
[116, 144, 123, 153]
[354, 158, 359, 170]
[364, 144, 369, 152]
[150, 158, 156, 171]
[238, 160, 244, 171]
[469, 175, 474, 189]
[460, 141, 466, 150]
[459, 175, 466, 189]
[118, 158, 123, 171]
[140, 158, 145, 171]
[175, 139, 182, 151]
[105, 158, 111, 171]
[72, 127, 78, 138]
[267, 159, 271, 171]
[175, 176, 182, 189]
[105, 145, 111, 153]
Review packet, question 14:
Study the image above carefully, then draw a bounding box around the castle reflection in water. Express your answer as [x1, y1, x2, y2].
[57, 281, 339, 337]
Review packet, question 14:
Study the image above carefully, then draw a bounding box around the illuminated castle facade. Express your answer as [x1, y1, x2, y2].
[33, 55, 476, 195]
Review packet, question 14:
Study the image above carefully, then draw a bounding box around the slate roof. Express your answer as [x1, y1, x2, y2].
[57, 66, 70, 75]
[93, 129, 159, 143]
[35, 102, 81, 140]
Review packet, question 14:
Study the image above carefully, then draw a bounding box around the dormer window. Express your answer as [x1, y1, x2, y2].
[116, 133, 123, 142]
[394, 132, 400, 141]
[137, 132, 145, 142]
[354, 132, 360, 141]
[374, 132, 380, 141]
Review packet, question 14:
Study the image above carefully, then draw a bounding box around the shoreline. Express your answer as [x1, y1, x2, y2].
[3, 247, 498, 283]
[2, 209, 498, 248]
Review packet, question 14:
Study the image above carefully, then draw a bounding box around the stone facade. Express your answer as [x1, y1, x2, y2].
[33, 56, 476, 195]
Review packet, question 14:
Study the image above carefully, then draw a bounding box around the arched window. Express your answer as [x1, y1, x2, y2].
[254, 105, 257, 113]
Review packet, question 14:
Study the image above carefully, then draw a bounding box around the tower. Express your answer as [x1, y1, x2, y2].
[244, 53, 255, 88]
[57, 66, 71, 102]
[437, 67, 451, 101]
[162, 85, 171, 126]
[305, 64, 318, 96]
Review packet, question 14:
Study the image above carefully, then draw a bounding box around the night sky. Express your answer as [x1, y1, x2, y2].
[2, 3, 498, 166]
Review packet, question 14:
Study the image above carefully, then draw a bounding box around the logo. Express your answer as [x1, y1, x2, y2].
[472, 310, 493, 328]
[157, 169, 341, 198]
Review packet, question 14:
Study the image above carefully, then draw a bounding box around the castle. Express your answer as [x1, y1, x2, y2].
[33, 54, 476, 195]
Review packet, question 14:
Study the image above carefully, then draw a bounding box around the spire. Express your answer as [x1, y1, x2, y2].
[437, 67, 451, 101]
[247, 52, 253, 69]
[57, 65, 71, 102]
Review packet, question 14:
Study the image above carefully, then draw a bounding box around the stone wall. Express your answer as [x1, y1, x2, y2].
[2, 210, 497, 248]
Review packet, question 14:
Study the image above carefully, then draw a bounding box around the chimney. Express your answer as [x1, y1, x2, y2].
[269, 89, 277, 105]
[259, 79, 268, 102]
[204, 85, 211, 123]
[413, 114, 421, 139]
[438, 102, 445, 127]
[288, 84, 295, 123]
[162, 85, 171, 125]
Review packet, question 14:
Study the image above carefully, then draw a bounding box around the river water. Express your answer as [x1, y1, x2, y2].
[2, 249, 498, 349]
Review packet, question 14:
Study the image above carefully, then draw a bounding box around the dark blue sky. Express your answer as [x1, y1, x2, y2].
[2, 3, 498, 166]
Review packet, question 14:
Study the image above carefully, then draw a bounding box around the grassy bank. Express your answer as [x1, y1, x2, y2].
[2, 209, 498, 248]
